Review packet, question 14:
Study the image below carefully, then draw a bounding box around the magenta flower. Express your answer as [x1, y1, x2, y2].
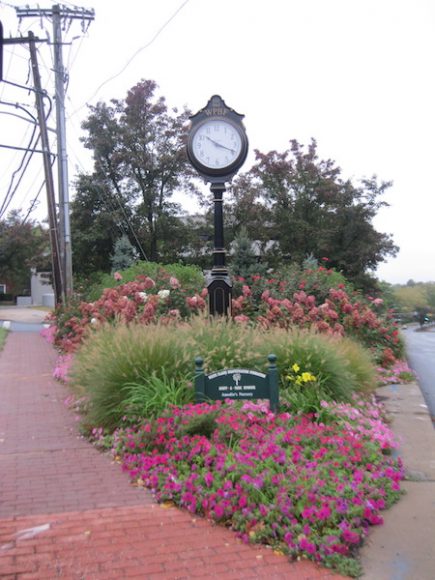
[105, 395, 403, 575]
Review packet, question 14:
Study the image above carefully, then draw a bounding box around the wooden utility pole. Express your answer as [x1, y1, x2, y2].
[28, 32, 63, 304]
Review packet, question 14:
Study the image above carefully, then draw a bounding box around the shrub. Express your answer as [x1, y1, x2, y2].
[256, 329, 376, 406]
[0, 327, 8, 350]
[54, 264, 402, 370]
[52, 266, 207, 353]
[232, 273, 403, 365]
[187, 316, 267, 371]
[84, 262, 204, 303]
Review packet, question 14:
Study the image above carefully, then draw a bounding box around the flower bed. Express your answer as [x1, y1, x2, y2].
[232, 273, 404, 365]
[44, 264, 412, 577]
[49, 266, 403, 368]
[99, 398, 404, 577]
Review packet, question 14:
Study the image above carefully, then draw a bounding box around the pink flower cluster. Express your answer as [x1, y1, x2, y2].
[232, 278, 403, 365]
[377, 360, 416, 385]
[110, 399, 404, 571]
[53, 353, 73, 383]
[49, 275, 208, 353]
[48, 268, 403, 370]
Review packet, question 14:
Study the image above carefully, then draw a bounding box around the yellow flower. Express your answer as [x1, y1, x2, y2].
[301, 372, 316, 383]
[292, 363, 300, 373]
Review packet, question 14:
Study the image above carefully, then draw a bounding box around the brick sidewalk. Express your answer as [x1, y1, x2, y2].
[0, 333, 346, 579]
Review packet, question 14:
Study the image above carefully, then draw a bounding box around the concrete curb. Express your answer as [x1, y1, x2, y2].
[359, 383, 435, 579]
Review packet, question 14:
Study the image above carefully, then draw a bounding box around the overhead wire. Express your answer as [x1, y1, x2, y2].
[62, 0, 192, 258]
[1, 1, 186, 255]
[0, 100, 39, 182]
[73, 162, 149, 261]
[0, 126, 39, 218]
[0, 8, 53, 221]
[107, 187, 148, 261]
[70, 0, 191, 118]
[0, 60, 55, 219]
[21, 178, 47, 224]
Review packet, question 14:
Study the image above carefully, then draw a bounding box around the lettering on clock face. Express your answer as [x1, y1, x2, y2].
[192, 120, 242, 169]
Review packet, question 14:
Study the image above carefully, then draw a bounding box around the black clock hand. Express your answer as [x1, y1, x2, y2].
[205, 136, 235, 154]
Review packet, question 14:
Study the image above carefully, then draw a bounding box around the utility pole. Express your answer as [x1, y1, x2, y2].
[52, 4, 72, 298]
[28, 32, 63, 305]
[16, 4, 95, 299]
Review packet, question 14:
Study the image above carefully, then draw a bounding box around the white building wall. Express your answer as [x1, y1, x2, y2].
[30, 271, 55, 306]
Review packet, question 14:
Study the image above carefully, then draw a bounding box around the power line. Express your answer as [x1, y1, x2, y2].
[22, 179, 46, 224]
[0, 122, 39, 218]
[106, 186, 148, 262]
[0, 87, 55, 218]
[70, 0, 190, 117]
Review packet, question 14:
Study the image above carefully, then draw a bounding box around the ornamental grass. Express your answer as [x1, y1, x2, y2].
[70, 317, 377, 430]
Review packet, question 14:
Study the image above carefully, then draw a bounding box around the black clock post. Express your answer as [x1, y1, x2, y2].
[187, 95, 249, 316]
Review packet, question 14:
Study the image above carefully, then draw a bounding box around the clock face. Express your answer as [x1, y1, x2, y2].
[191, 119, 243, 170]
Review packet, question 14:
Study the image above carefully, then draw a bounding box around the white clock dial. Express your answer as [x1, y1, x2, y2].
[191, 120, 242, 170]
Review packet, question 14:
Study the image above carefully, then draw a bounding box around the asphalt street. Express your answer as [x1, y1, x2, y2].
[0, 306, 48, 332]
[403, 326, 435, 422]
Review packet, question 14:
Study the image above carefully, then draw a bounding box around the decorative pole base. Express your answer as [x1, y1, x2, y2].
[207, 271, 232, 316]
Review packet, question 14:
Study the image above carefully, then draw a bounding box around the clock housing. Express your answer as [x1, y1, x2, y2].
[187, 96, 248, 183]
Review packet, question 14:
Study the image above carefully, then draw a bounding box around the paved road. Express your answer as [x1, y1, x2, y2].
[0, 306, 49, 332]
[403, 326, 435, 422]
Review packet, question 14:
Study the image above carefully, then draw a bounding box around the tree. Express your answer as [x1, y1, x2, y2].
[110, 235, 136, 272]
[0, 210, 50, 295]
[424, 283, 435, 312]
[229, 139, 398, 289]
[70, 173, 134, 276]
[80, 79, 195, 263]
[229, 226, 268, 279]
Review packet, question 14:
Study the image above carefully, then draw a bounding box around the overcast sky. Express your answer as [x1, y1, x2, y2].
[1, 0, 434, 284]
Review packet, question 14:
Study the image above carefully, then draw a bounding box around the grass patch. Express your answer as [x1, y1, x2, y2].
[0, 327, 8, 350]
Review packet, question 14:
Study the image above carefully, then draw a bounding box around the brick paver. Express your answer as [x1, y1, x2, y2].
[0, 333, 347, 579]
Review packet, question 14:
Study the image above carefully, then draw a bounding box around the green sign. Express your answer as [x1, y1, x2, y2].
[194, 354, 279, 412]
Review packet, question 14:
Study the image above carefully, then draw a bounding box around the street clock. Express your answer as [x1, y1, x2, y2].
[187, 95, 248, 183]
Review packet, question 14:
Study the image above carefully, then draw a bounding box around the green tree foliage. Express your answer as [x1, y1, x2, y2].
[0, 210, 50, 295]
[70, 173, 133, 275]
[390, 281, 435, 322]
[229, 139, 398, 290]
[79, 79, 195, 265]
[424, 283, 435, 311]
[110, 234, 136, 272]
[229, 226, 268, 279]
[392, 284, 427, 313]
